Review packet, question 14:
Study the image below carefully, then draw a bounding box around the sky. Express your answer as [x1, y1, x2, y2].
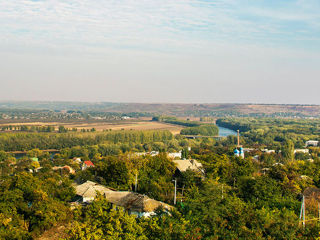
[0, 0, 319, 104]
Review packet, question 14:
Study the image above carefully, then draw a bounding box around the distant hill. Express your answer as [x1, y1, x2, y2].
[0, 101, 320, 118]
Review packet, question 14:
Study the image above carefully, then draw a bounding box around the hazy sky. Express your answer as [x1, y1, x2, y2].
[0, 0, 319, 104]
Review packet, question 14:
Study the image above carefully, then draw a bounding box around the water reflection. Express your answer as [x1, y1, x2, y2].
[217, 125, 237, 137]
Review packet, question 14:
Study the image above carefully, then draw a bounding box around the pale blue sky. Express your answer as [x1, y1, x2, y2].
[0, 0, 319, 104]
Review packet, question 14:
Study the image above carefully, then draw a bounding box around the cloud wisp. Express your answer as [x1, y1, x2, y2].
[0, 0, 319, 104]
[1, 0, 319, 55]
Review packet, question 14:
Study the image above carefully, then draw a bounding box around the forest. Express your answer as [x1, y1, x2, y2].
[1, 117, 320, 239]
[2, 102, 320, 118]
[217, 118, 320, 148]
[153, 116, 219, 136]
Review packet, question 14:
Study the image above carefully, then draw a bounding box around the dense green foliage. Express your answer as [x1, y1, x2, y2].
[180, 124, 219, 136]
[66, 150, 320, 239]
[0, 172, 74, 239]
[152, 116, 201, 127]
[153, 116, 219, 136]
[2, 117, 320, 239]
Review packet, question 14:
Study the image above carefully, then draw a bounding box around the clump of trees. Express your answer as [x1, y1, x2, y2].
[0, 172, 74, 239]
[180, 124, 219, 136]
[1, 125, 56, 132]
[153, 116, 219, 136]
[152, 116, 201, 127]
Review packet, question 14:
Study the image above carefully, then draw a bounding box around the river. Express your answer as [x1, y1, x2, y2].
[217, 125, 237, 137]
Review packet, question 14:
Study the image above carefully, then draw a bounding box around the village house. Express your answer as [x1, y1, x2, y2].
[74, 181, 172, 217]
[133, 151, 182, 159]
[133, 152, 147, 157]
[242, 148, 255, 152]
[167, 151, 182, 159]
[261, 149, 276, 154]
[133, 151, 159, 157]
[73, 157, 82, 163]
[74, 181, 113, 202]
[173, 159, 205, 177]
[294, 149, 310, 154]
[53, 165, 75, 174]
[81, 160, 95, 170]
[305, 140, 319, 147]
[273, 162, 284, 166]
[149, 151, 159, 156]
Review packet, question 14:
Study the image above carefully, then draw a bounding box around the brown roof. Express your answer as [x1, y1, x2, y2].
[303, 187, 320, 200]
[75, 181, 113, 199]
[75, 181, 172, 213]
[104, 191, 172, 212]
[173, 159, 204, 173]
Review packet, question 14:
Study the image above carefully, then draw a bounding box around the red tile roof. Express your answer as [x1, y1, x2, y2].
[84, 160, 94, 167]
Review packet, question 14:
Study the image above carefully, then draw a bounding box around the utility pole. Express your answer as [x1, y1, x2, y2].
[221, 185, 224, 199]
[181, 185, 185, 202]
[299, 195, 305, 229]
[173, 179, 177, 205]
[237, 130, 240, 147]
[303, 195, 305, 229]
[135, 172, 138, 192]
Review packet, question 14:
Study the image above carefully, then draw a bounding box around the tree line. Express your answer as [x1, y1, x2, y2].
[0, 130, 173, 152]
[216, 118, 320, 148]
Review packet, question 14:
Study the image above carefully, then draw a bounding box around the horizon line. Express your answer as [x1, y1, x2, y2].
[0, 100, 319, 107]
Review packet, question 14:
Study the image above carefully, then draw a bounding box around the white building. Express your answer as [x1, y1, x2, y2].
[150, 151, 159, 156]
[167, 151, 182, 159]
[261, 149, 276, 154]
[306, 140, 319, 147]
[294, 149, 310, 154]
[73, 157, 82, 163]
